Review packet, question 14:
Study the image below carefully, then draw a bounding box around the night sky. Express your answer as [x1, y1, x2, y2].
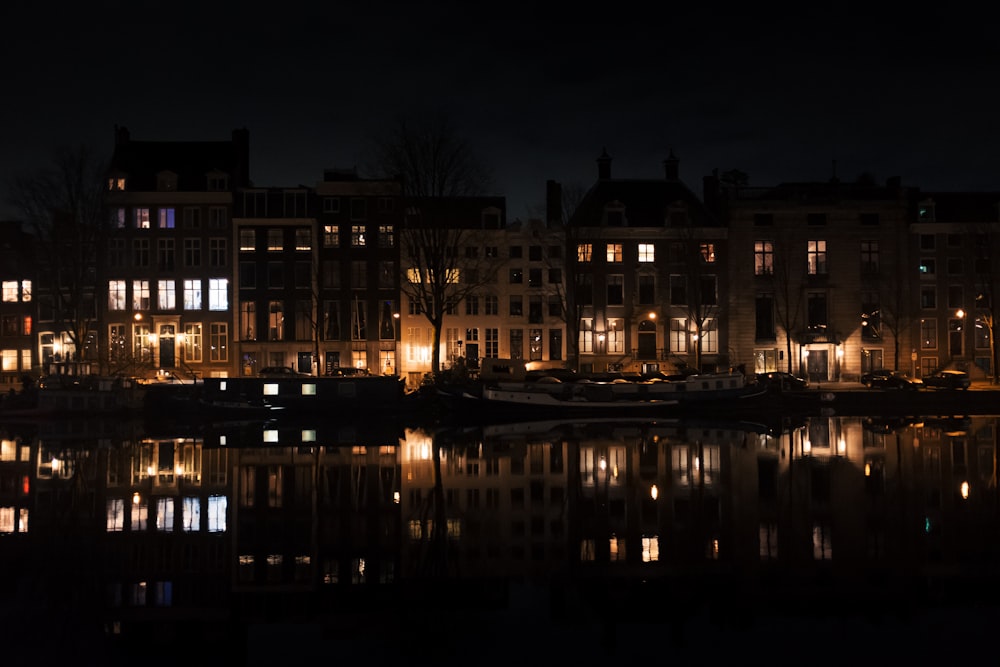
[3, 4, 998, 221]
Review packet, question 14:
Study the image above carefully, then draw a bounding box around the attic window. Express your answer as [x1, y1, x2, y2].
[108, 176, 126, 191]
[207, 174, 229, 191]
[918, 201, 935, 222]
[605, 204, 625, 227]
[157, 171, 177, 192]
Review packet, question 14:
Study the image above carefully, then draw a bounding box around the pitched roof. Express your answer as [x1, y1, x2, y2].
[108, 126, 251, 191]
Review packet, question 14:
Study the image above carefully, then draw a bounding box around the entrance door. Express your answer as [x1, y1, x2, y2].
[465, 343, 479, 369]
[807, 349, 828, 381]
[159, 325, 175, 369]
[297, 352, 312, 375]
[637, 320, 657, 359]
[325, 351, 340, 375]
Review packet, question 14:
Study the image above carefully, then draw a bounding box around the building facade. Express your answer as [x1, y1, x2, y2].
[104, 127, 249, 380]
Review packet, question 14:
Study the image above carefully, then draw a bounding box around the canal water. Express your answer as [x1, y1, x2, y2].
[2, 411, 998, 664]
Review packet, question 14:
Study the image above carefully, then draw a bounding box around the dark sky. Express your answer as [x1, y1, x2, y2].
[3, 4, 999, 221]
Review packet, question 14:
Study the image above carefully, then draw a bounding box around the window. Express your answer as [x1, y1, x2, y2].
[807, 292, 827, 329]
[638, 274, 655, 304]
[294, 228, 311, 250]
[268, 301, 284, 340]
[207, 174, 228, 191]
[268, 262, 283, 288]
[379, 261, 394, 288]
[322, 197, 340, 213]
[132, 280, 150, 310]
[133, 239, 150, 267]
[267, 229, 283, 251]
[579, 318, 593, 354]
[638, 243, 655, 263]
[209, 279, 228, 311]
[283, 191, 307, 217]
[485, 246, 498, 258]
[702, 319, 718, 353]
[351, 300, 366, 340]
[510, 295, 523, 317]
[529, 295, 543, 323]
[920, 233, 936, 250]
[240, 229, 255, 251]
[210, 323, 228, 361]
[351, 225, 366, 247]
[295, 261, 311, 288]
[108, 280, 126, 310]
[920, 287, 936, 309]
[548, 268, 561, 284]
[158, 239, 175, 270]
[183, 239, 201, 267]
[208, 207, 227, 228]
[324, 301, 341, 340]
[109, 324, 126, 361]
[921, 318, 937, 349]
[240, 301, 256, 340]
[509, 245, 522, 259]
[919, 258, 936, 277]
[184, 323, 202, 362]
[183, 207, 201, 228]
[350, 198, 367, 220]
[485, 295, 498, 315]
[509, 268, 523, 284]
[485, 328, 499, 357]
[670, 318, 687, 352]
[322, 260, 340, 288]
[948, 285, 963, 309]
[377, 196, 393, 212]
[606, 244, 622, 263]
[700, 243, 716, 263]
[548, 295, 561, 317]
[577, 244, 592, 262]
[378, 225, 394, 248]
[529, 245, 542, 261]
[157, 280, 176, 310]
[510, 328, 523, 359]
[755, 294, 775, 340]
[607, 275, 624, 305]
[465, 295, 480, 315]
[670, 275, 686, 305]
[754, 241, 773, 275]
[947, 258, 963, 275]
[807, 240, 827, 275]
[699, 275, 717, 305]
[1, 281, 16, 302]
[528, 268, 542, 288]
[862, 292, 880, 342]
[323, 225, 340, 247]
[529, 328, 542, 360]
[351, 261, 366, 288]
[607, 318, 624, 353]
[183, 280, 202, 310]
[861, 240, 879, 274]
[134, 208, 151, 229]
[158, 208, 175, 229]
[109, 239, 125, 267]
[210, 239, 226, 267]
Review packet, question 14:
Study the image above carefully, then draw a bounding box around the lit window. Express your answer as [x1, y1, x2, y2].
[158, 208, 175, 229]
[1, 282, 16, 302]
[209, 279, 228, 311]
[700, 243, 716, 263]
[577, 244, 592, 262]
[638, 243, 655, 262]
[134, 208, 151, 229]
[606, 243, 622, 263]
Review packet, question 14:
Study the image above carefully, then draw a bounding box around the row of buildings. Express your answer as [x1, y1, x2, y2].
[2, 127, 999, 388]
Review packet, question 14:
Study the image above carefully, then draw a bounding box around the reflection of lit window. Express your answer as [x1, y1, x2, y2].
[641, 536, 659, 562]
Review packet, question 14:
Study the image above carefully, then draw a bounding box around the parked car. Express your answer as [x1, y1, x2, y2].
[258, 366, 310, 377]
[860, 369, 921, 389]
[750, 371, 809, 391]
[921, 369, 971, 390]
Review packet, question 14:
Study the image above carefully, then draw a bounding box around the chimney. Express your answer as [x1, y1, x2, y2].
[546, 180, 563, 226]
[597, 148, 612, 180]
[663, 149, 679, 181]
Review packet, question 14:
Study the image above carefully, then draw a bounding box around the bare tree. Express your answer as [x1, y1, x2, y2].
[365, 113, 496, 379]
[770, 237, 805, 374]
[972, 223, 1000, 383]
[671, 224, 722, 372]
[5, 144, 109, 368]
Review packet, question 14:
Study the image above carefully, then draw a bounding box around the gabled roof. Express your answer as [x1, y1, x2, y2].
[569, 151, 718, 228]
[108, 126, 251, 191]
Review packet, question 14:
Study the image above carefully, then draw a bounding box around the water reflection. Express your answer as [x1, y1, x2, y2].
[3, 412, 1000, 663]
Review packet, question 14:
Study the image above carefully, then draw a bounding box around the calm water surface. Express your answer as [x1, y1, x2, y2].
[2, 411, 999, 664]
